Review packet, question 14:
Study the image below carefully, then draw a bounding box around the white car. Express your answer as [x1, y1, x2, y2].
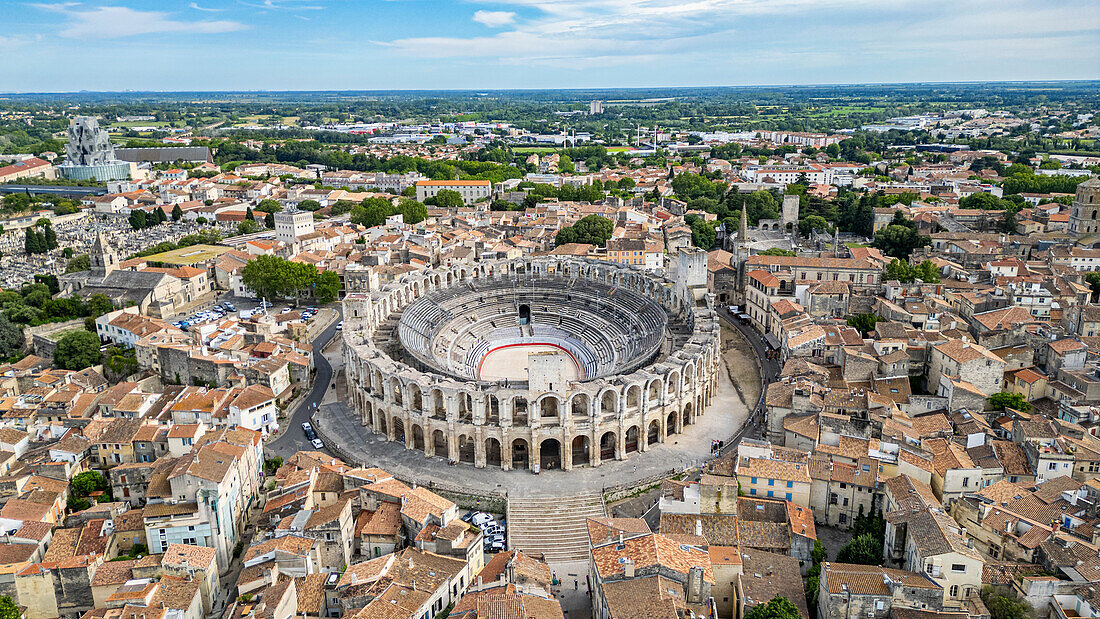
[336, 321, 344, 330]
[311, 438, 325, 449]
[471, 512, 494, 527]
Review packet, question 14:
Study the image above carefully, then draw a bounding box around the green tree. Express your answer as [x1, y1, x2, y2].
[315, 270, 341, 304]
[432, 189, 464, 208]
[1086, 272, 1100, 302]
[44, 224, 58, 250]
[913, 260, 941, 283]
[330, 200, 356, 216]
[64, 253, 90, 273]
[297, 199, 322, 212]
[128, 210, 147, 230]
[0, 316, 25, 360]
[87, 294, 114, 318]
[555, 215, 614, 247]
[872, 218, 930, 259]
[835, 533, 883, 565]
[744, 596, 802, 619]
[72, 471, 110, 496]
[0, 595, 21, 619]
[245, 207, 255, 221]
[395, 199, 428, 225]
[847, 313, 883, 336]
[758, 248, 797, 257]
[241, 254, 283, 300]
[981, 587, 1032, 619]
[255, 199, 282, 214]
[799, 215, 830, 236]
[171, 204, 183, 221]
[350, 198, 392, 228]
[988, 392, 1031, 412]
[264, 211, 275, 228]
[54, 329, 102, 370]
[237, 219, 260, 235]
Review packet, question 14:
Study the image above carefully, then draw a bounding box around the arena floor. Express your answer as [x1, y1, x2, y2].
[477, 344, 583, 382]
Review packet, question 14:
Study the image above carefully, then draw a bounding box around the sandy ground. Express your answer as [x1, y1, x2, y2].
[478, 345, 581, 382]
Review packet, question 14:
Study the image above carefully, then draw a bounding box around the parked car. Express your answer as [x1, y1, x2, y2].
[311, 438, 325, 449]
[301, 422, 312, 432]
[336, 321, 344, 330]
[471, 512, 494, 527]
[485, 540, 505, 552]
[460, 512, 475, 523]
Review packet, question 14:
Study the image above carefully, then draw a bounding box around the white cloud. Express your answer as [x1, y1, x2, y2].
[472, 10, 516, 28]
[35, 5, 245, 38]
[189, 2, 225, 12]
[238, 0, 325, 10]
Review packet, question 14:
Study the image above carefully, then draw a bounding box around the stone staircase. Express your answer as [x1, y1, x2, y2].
[506, 491, 607, 563]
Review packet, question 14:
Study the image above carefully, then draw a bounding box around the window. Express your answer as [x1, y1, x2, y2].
[786, 492, 792, 500]
[839, 513, 847, 524]
[768, 479, 774, 486]
[751, 477, 757, 484]
[843, 497, 849, 506]
[787, 481, 793, 488]
[750, 488, 757, 496]
[1048, 462, 1057, 470]
[949, 585, 959, 597]
[876, 601, 885, 611]
[962, 477, 969, 487]
[767, 490, 774, 498]
[951, 564, 966, 573]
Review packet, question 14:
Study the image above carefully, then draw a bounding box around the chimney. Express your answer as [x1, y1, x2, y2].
[624, 559, 635, 578]
[685, 565, 705, 604]
[695, 519, 703, 537]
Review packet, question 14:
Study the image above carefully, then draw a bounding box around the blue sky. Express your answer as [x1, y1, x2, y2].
[1, 0, 1098, 91]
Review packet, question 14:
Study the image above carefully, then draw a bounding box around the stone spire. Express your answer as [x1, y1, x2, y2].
[738, 206, 748, 243]
[90, 228, 118, 278]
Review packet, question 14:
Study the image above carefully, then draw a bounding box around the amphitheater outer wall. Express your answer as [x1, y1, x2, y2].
[341, 256, 721, 472]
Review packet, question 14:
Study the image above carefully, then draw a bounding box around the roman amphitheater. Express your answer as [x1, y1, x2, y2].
[341, 253, 722, 473]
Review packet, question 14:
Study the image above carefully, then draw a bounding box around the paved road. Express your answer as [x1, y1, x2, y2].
[714, 307, 780, 451]
[266, 310, 342, 458]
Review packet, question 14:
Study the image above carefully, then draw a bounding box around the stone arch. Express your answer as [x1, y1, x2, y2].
[377, 415, 387, 436]
[625, 426, 640, 453]
[485, 395, 500, 424]
[666, 410, 677, 436]
[600, 431, 617, 461]
[540, 438, 561, 470]
[626, 384, 642, 411]
[667, 371, 680, 398]
[458, 434, 475, 464]
[409, 384, 423, 413]
[539, 395, 560, 418]
[512, 438, 529, 469]
[371, 369, 384, 394]
[513, 396, 529, 425]
[485, 438, 502, 467]
[570, 393, 590, 417]
[683, 402, 694, 427]
[393, 417, 406, 444]
[412, 425, 425, 451]
[572, 435, 590, 467]
[390, 378, 403, 406]
[648, 420, 661, 445]
[362, 400, 374, 428]
[431, 389, 446, 420]
[600, 390, 617, 416]
[433, 429, 448, 460]
[457, 392, 473, 422]
[648, 379, 662, 403]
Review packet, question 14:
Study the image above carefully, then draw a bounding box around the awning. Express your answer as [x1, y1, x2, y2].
[764, 333, 781, 349]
